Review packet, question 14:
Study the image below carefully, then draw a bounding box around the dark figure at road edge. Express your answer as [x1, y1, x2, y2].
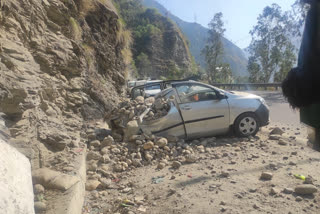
[282, 0, 320, 151]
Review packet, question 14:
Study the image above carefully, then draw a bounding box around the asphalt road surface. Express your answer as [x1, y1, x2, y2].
[246, 91, 300, 125]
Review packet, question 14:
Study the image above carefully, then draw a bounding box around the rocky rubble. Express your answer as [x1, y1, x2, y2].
[82, 124, 320, 214]
[84, 131, 204, 191]
[84, 95, 221, 192]
[0, 0, 131, 212]
[106, 96, 171, 141]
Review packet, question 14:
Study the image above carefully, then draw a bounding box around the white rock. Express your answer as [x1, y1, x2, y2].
[85, 180, 101, 191]
[87, 151, 102, 160]
[0, 140, 35, 214]
[145, 97, 155, 106]
[185, 154, 197, 163]
[124, 120, 140, 140]
[144, 153, 153, 161]
[135, 96, 145, 104]
[111, 148, 121, 154]
[32, 168, 79, 191]
[294, 184, 317, 195]
[269, 135, 281, 140]
[101, 136, 114, 147]
[90, 140, 100, 147]
[172, 161, 182, 169]
[283, 188, 294, 194]
[143, 141, 154, 150]
[260, 172, 273, 180]
[157, 162, 166, 170]
[278, 139, 288, 145]
[270, 127, 285, 135]
[156, 138, 168, 148]
[34, 201, 46, 212]
[154, 98, 164, 110]
[34, 184, 45, 194]
[270, 187, 279, 195]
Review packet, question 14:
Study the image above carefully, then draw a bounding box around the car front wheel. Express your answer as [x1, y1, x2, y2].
[234, 113, 259, 137]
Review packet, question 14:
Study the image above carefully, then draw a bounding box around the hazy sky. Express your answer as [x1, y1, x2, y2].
[156, 0, 296, 49]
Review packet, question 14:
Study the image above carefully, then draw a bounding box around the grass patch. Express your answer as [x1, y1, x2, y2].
[81, 43, 95, 66]
[69, 17, 82, 41]
[121, 48, 132, 66]
[116, 19, 133, 68]
[98, 0, 117, 12]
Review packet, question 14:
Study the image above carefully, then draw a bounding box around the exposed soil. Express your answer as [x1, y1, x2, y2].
[82, 120, 320, 214]
[81, 91, 320, 214]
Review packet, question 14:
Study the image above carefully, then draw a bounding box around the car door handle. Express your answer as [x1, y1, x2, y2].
[182, 106, 192, 110]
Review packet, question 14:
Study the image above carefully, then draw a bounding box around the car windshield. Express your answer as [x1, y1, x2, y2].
[136, 81, 146, 86]
[128, 82, 135, 87]
[145, 84, 161, 90]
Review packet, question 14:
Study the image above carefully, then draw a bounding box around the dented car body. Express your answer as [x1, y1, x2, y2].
[138, 81, 269, 139]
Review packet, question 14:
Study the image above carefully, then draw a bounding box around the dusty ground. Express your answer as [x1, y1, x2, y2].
[82, 91, 320, 214]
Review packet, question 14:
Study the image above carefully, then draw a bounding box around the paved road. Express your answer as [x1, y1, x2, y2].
[246, 91, 301, 125]
[244, 90, 308, 139]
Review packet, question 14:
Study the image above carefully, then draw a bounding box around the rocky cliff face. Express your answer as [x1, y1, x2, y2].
[114, 0, 194, 79]
[143, 16, 193, 79]
[142, 0, 249, 77]
[0, 0, 128, 167]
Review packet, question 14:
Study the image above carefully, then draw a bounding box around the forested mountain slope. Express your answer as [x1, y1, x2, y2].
[142, 0, 249, 77]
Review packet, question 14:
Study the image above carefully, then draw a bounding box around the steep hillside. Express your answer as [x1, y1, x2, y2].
[142, 0, 249, 77]
[114, 0, 195, 79]
[0, 0, 130, 174]
[0, 0, 135, 211]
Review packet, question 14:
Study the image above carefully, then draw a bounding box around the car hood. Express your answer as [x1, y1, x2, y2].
[226, 91, 261, 99]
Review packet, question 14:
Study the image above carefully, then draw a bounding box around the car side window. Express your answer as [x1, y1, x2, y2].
[176, 84, 218, 103]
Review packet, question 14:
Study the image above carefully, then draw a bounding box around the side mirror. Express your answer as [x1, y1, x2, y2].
[217, 91, 227, 100]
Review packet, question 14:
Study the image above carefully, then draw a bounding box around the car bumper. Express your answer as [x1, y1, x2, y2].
[255, 104, 269, 126]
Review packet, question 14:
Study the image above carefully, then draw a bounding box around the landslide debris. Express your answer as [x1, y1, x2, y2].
[0, 0, 131, 212]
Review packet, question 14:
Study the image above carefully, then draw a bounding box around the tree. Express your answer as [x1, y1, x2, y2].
[247, 4, 296, 83]
[136, 52, 151, 78]
[202, 12, 231, 84]
[274, 42, 296, 82]
[289, 0, 310, 37]
[217, 63, 233, 83]
[247, 56, 261, 83]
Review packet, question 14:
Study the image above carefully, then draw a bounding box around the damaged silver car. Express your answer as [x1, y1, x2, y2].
[138, 81, 269, 139]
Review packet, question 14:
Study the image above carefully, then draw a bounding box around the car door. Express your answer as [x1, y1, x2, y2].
[175, 83, 230, 138]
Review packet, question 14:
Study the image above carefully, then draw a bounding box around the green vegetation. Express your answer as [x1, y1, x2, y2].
[136, 52, 151, 78]
[141, 0, 249, 77]
[69, 17, 82, 41]
[202, 13, 232, 84]
[81, 43, 94, 67]
[247, 4, 297, 83]
[114, 0, 195, 80]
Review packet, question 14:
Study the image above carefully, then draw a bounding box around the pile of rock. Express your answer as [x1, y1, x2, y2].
[105, 96, 171, 141]
[84, 132, 200, 191]
[32, 168, 81, 212]
[143, 97, 171, 121]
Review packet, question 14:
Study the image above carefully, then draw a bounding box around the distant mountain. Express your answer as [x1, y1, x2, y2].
[142, 0, 249, 77]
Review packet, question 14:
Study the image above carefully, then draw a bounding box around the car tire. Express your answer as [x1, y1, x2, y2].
[234, 113, 260, 137]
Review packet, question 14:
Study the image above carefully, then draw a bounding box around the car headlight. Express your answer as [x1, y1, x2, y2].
[258, 98, 267, 106]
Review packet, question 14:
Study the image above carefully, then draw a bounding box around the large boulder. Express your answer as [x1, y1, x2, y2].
[32, 168, 79, 191]
[0, 139, 35, 214]
[294, 184, 318, 195]
[124, 120, 140, 140]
